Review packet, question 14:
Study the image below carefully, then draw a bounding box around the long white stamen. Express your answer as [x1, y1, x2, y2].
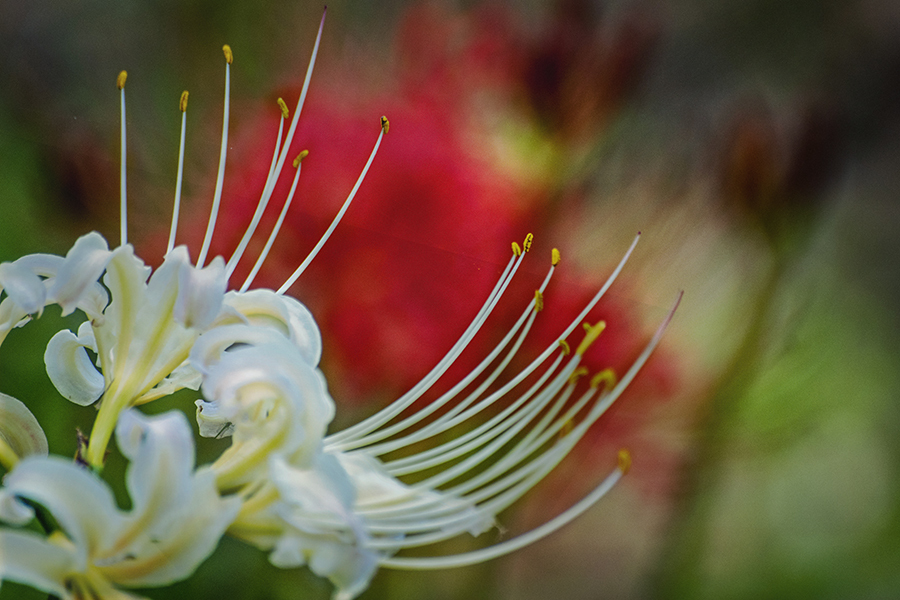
[117, 70, 128, 246]
[327, 244, 527, 445]
[353, 288, 548, 456]
[331, 235, 632, 449]
[167, 91, 189, 254]
[369, 292, 681, 562]
[276, 118, 388, 294]
[393, 234, 634, 441]
[379, 464, 624, 568]
[224, 11, 325, 279]
[197, 45, 233, 267]
[240, 152, 308, 292]
[225, 99, 289, 278]
[379, 350, 569, 477]
[356, 263, 558, 453]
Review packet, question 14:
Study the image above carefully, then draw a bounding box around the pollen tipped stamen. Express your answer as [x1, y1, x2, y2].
[328, 244, 674, 565]
[368, 293, 680, 562]
[276, 118, 387, 294]
[372, 350, 567, 478]
[330, 235, 637, 450]
[197, 47, 233, 267]
[382, 355, 582, 485]
[327, 247, 528, 447]
[240, 152, 308, 292]
[342, 257, 559, 454]
[237, 7, 325, 273]
[167, 91, 190, 254]
[225, 99, 291, 278]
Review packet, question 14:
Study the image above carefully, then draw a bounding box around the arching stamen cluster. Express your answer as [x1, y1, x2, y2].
[315, 234, 681, 569]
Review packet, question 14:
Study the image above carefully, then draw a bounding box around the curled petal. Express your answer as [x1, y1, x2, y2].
[0, 297, 29, 345]
[47, 232, 112, 316]
[0, 488, 36, 525]
[191, 323, 294, 374]
[221, 290, 322, 365]
[199, 335, 335, 463]
[0, 392, 48, 459]
[44, 321, 105, 406]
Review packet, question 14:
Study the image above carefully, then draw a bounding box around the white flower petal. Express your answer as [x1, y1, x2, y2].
[135, 362, 202, 405]
[269, 453, 379, 600]
[0, 392, 48, 458]
[0, 260, 46, 315]
[0, 297, 29, 345]
[191, 323, 292, 374]
[222, 290, 322, 365]
[48, 232, 112, 316]
[0, 529, 77, 598]
[99, 410, 240, 586]
[116, 410, 195, 513]
[44, 324, 105, 406]
[195, 399, 234, 438]
[172, 249, 226, 330]
[0, 488, 35, 525]
[2, 455, 124, 559]
[281, 294, 323, 366]
[199, 335, 335, 470]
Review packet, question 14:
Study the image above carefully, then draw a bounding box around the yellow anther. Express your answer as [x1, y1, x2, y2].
[558, 419, 574, 439]
[567, 366, 589, 385]
[512, 241, 522, 256]
[583, 322, 592, 332]
[533, 290, 544, 312]
[223, 44, 234, 64]
[589, 368, 617, 391]
[617, 448, 632, 475]
[576, 320, 606, 356]
[179, 91, 189, 112]
[277, 97, 289, 119]
[523, 233, 534, 253]
[116, 71, 127, 90]
[551, 247, 561, 266]
[558, 339, 571, 355]
[292, 150, 309, 168]
[381, 116, 390, 134]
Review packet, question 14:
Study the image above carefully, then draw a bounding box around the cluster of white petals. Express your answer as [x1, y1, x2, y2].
[0, 10, 679, 600]
[0, 410, 239, 599]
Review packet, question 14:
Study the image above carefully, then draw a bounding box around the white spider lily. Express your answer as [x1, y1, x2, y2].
[44, 244, 227, 467]
[189, 227, 680, 599]
[0, 8, 681, 600]
[0, 10, 377, 472]
[0, 409, 240, 599]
